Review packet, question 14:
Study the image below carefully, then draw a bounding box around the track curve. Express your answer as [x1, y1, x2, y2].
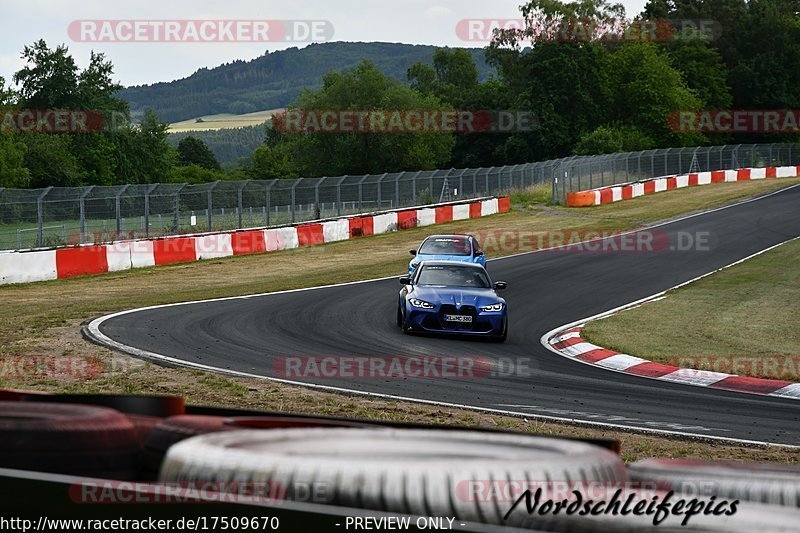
[91, 185, 800, 445]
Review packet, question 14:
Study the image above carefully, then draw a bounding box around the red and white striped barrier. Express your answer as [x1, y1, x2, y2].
[547, 326, 800, 400]
[0, 197, 510, 286]
[566, 166, 800, 207]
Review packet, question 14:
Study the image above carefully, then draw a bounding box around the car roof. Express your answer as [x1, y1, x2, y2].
[417, 260, 485, 270]
[422, 234, 471, 241]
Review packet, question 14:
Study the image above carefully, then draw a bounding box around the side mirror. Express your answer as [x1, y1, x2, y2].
[493, 281, 507, 291]
[409, 249, 417, 256]
[474, 250, 484, 257]
[399, 276, 412, 285]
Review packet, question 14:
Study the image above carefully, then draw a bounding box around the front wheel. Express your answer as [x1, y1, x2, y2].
[396, 305, 403, 327]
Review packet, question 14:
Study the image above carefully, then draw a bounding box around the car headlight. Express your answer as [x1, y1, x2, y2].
[409, 298, 435, 309]
[480, 303, 504, 312]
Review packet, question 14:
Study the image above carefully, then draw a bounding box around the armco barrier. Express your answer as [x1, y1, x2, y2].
[566, 166, 800, 207]
[0, 197, 510, 286]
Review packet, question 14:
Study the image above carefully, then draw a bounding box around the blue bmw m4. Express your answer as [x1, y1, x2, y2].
[397, 261, 508, 342]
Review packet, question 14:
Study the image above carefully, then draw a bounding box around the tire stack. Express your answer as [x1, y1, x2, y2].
[628, 458, 800, 507]
[4, 388, 800, 531]
[0, 401, 142, 480]
[158, 427, 628, 525]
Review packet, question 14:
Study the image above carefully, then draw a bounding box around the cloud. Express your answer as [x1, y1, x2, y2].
[424, 6, 453, 18]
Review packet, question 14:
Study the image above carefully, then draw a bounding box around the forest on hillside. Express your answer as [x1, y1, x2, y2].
[120, 42, 492, 123]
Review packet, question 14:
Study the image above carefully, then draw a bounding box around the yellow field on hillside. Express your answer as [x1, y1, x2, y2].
[168, 108, 285, 132]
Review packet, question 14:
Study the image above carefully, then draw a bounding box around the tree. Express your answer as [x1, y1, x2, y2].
[21, 133, 81, 188]
[113, 111, 175, 184]
[250, 142, 298, 180]
[607, 43, 706, 147]
[408, 49, 479, 106]
[488, 41, 614, 161]
[166, 164, 223, 184]
[272, 60, 455, 177]
[726, 0, 800, 109]
[491, 0, 627, 50]
[0, 133, 30, 188]
[574, 124, 655, 155]
[667, 43, 732, 109]
[0, 77, 15, 106]
[177, 136, 221, 171]
[78, 51, 127, 114]
[13, 40, 80, 109]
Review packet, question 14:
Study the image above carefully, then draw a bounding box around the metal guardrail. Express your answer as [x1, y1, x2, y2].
[548, 143, 799, 204]
[0, 143, 796, 251]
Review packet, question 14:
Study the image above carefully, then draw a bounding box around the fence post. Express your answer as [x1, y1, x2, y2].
[291, 178, 303, 224]
[79, 186, 94, 244]
[439, 169, 454, 203]
[336, 176, 347, 216]
[395, 173, 401, 208]
[143, 184, 157, 238]
[377, 173, 388, 209]
[207, 181, 220, 231]
[36, 187, 53, 248]
[624, 155, 629, 182]
[357, 175, 368, 212]
[411, 171, 421, 204]
[611, 158, 616, 185]
[265, 180, 276, 226]
[237, 180, 250, 228]
[313, 179, 323, 219]
[485, 168, 492, 194]
[115, 185, 130, 241]
[172, 183, 187, 233]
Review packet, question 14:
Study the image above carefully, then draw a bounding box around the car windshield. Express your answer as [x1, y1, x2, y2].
[416, 265, 490, 288]
[418, 236, 470, 256]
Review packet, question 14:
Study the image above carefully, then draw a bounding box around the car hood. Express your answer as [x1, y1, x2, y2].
[411, 285, 503, 307]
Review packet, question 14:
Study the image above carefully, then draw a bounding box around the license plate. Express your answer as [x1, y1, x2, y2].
[444, 314, 472, 323]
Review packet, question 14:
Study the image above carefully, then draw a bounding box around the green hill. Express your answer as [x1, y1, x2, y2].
[120, 42, 492, 123]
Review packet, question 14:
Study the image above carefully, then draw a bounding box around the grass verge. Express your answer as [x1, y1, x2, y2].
[583, 236, 800, 381]
[1, 177, 799, 463]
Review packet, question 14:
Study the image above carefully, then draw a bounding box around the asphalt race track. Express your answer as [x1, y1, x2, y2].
[94, 185, 800, 445]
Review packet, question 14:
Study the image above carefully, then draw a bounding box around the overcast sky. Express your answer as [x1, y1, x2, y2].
[0, 0, 648, 88]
